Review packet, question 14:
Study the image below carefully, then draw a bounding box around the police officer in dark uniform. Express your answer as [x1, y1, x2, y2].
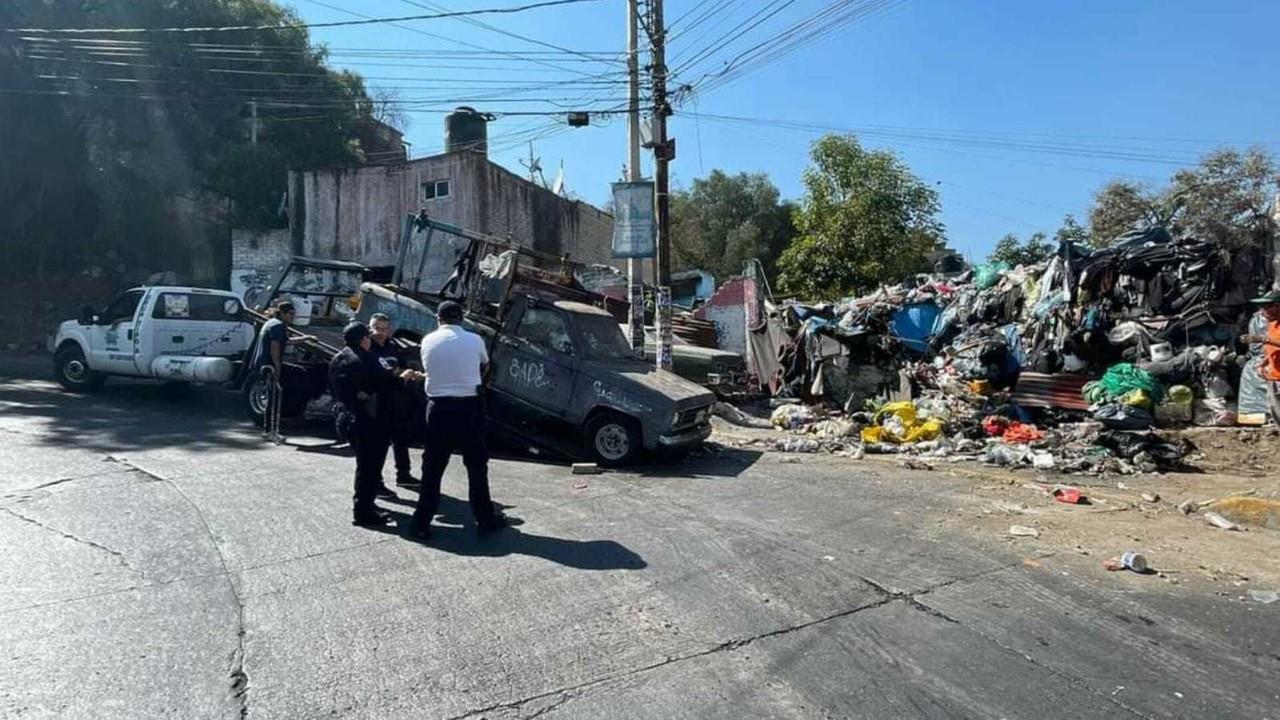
[329, 322, 419, 526]
[368, 312, 424, 488]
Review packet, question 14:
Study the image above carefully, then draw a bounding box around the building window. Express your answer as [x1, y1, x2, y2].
[421, 179, 451, 202]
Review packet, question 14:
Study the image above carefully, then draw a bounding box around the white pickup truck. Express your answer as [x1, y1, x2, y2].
[51, 286, 255, 392]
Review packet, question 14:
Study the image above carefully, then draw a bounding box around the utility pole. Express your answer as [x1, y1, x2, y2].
[625, 0, 646, 353]
[650, 0, 674, 372]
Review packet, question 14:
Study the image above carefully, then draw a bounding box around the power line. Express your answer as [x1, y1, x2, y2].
[2, 0, 607, 35]
[682, 0, 904, 96]
[686, 113, 1261, 165]
[0, 86, 637, 116]
[397, 0, 608, 63]
[293, 0, 608, 81]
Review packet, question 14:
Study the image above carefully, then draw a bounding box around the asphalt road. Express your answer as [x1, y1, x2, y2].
[2, 359, 1278, 719]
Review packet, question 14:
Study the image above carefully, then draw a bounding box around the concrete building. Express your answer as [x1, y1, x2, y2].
[229, 99, 636, 303]
[229, 149, 616, 302]
[287, 150, 612, 270]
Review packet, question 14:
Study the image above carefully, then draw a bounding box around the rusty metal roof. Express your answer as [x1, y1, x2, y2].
[1012, 372, 1092, 411]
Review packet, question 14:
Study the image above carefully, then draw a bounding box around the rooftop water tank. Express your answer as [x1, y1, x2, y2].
[445, 106, 489, 155]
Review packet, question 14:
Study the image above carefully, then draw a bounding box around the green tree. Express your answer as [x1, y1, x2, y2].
[0, 0, 393, 282]
[1054, 213, 1089, 246]
[987, 231, 1051, 267]
[1085, 147, 1279, 250]
[1168, 147, 1279, 251]
[778, 134, 944, 298]
[670, 170, 796, 283]
[1086, 181, 1175, 247]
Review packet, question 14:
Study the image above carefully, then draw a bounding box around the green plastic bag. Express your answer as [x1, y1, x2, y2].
[1098, 363, 1163, 403]
[974, 261, 1011, 289]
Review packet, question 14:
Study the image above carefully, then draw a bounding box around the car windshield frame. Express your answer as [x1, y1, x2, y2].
[575, 313, 637, 361]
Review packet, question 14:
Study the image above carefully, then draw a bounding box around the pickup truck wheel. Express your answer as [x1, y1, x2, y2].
[54, 346, 105, 392]
[242, 371, 270, 424]
[584, 414, 641, 467]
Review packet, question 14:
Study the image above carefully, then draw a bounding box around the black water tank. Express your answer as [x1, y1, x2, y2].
[445, 106, 488, 155]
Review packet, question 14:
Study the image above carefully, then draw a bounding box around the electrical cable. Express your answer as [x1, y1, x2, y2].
[1, 0, 607, 34]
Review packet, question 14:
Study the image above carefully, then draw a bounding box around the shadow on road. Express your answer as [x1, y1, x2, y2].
[632, 445, 765, 479]
[0, 379, 266, 454]
[365, 495, 647, 570]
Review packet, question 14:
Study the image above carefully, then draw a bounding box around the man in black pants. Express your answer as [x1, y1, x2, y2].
[368, 312, 423, 489]
[408, 301, 514, 540]
[330, 322, 420, 526]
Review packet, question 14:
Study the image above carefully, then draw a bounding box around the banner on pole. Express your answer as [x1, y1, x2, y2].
[610, 181, 656, 259]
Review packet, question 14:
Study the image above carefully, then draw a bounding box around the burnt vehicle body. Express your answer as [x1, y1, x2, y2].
[352, 214, 715, 465]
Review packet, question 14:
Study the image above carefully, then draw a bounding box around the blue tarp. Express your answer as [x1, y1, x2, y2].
[889, 303, 942, 353]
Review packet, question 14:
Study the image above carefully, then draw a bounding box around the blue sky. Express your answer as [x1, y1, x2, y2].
[291, 0, 1280, 261]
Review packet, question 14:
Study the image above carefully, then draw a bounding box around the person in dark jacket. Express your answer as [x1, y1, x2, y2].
[329, 322, 420, 526]
[368, 313, 424, 488]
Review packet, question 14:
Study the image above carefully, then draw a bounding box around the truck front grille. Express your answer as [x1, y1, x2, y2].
[675, 406, 711, 428]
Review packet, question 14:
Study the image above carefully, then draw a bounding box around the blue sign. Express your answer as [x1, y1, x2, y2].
[611, 181, 656, 259]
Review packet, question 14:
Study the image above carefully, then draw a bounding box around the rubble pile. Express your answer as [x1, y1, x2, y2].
[742, 227, 1275, 474]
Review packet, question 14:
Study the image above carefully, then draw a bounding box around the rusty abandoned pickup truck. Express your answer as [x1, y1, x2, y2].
[353, 215, 716, 466]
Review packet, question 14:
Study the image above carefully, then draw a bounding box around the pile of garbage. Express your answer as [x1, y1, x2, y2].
[738, 227, 1276, 473]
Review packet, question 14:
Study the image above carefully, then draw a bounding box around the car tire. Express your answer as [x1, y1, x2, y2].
[242, 369, 271, 425]
[584, 413, 642, 467]
[53, 345, 106, 392]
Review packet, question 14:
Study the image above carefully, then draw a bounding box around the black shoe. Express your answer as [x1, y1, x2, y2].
[405, 522, 433, 541]
[477, 512, 518, 535]
[352, 510, 392, 527]
[376, 485, 397, 499]
[396, 475, 421, 489]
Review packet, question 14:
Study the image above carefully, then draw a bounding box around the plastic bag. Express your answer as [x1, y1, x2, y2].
[1119, 388, 1153, 410]
[771, 403, 817, 429]
[1154, 385, 1193, 426]
[860, 401, 943, 444]
[1194, 398, 1236, 427]
[1096, 363, 1163, 403]
[974, 261, 1010, 289]
[1093, 403, 1154, 430]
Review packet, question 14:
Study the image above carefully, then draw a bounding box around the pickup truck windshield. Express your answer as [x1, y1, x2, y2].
[576, 314, 636, 361]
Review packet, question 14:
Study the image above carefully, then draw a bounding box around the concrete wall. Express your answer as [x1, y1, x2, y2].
[289, 151, 614, 272]
[292, 154, 470, 269]
[695, 277, 750, 355]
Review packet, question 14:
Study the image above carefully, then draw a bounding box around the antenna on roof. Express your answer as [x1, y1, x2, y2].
[519, 142, 544, 187]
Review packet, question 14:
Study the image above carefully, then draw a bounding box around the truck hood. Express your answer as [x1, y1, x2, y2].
[587, 360, 716, 408]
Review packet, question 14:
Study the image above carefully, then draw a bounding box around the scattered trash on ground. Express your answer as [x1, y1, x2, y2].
[1009, 525, 1041, 538]
[898, 457, 934, 471]
[1203, 512, 1242, 531]
[1053, 485, 1085, 504]
[1248, 589, 1279, 604]
[717, 224, 1276, 480]
[1103, 551, 1149, 573]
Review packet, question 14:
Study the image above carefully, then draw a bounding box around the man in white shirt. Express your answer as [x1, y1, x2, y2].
[408, 301, 513, 540]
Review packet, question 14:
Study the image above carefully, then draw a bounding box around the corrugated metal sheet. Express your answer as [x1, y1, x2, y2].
[1012, 372, 1091, 411]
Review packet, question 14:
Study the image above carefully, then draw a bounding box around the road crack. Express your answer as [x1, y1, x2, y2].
[445, 592, 899, 719]
[449, 561, 1067, 720]
[870, 566, 1155, 720]
[107, 455, 251, 719]
[1, 506, 133, 570]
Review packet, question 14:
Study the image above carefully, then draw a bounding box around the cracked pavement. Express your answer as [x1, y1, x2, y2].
[2, 366, 1278, 718]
